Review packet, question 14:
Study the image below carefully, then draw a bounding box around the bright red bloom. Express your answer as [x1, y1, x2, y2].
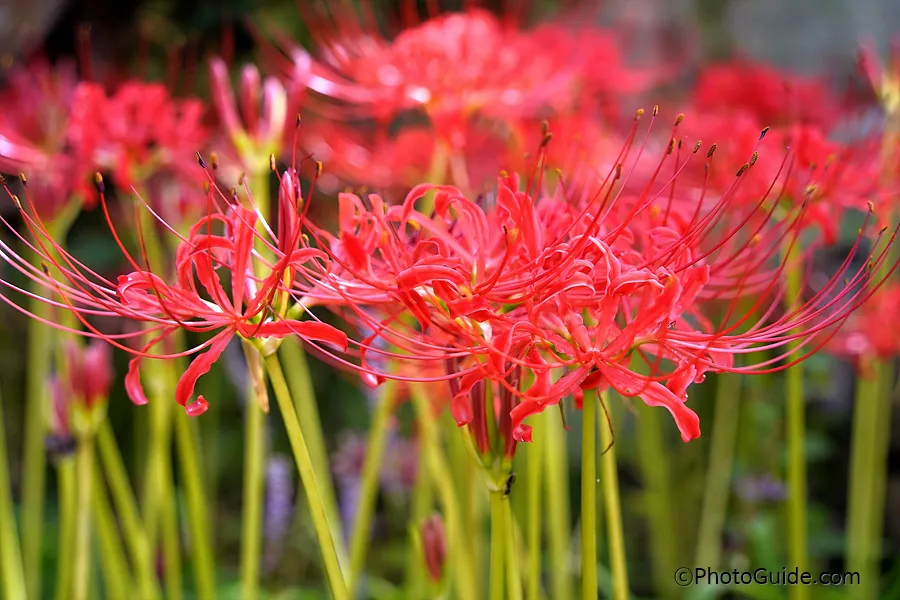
[676, 111, 882, 243]
[0, 166, 347, 415]
[92, 81, 208, 190]
[292, 113, 898, 443]
[274, 5, 641, 147]
[691, 61, 842, 127]
[0, 59, 104, 214]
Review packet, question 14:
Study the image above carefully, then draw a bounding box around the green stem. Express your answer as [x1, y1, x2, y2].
[406, 452, 434, 597]
[279, 338, 348, 567]
[201, 370, 221, 538]
[159, 468, 183, 600]
[445, 412, 480, 586]
[21, 206, 79, 600]
[504, 494, 524, 600]
[240, 388, 266, 600]
[174, 413, 217, 600]
[96, 420, 160, 600]
[581, 390, 598, 600]
[140, 361, 172, 557]
[846, 361, 893, 600]
[73, 437, 94, 600]
[54, 456, 76, 600]
[599, 393, 628, 600]
[490, 491, 507, 600]
[264, 352, 349, 600]
[635, 400, 677, 598]
[526, 426, 543, 600]
[92, 466, 134, 599]
[696, 373, 741, 570]
[783, 248, 808, 600]
[544, 409, 573, 600]
[0, 387, 26, 600]
[409, 383, 478, 600]
[349, 380, 397, 592]
[22, 307, 51, 600]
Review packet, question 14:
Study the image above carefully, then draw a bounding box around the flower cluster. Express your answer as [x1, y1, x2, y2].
[291, 112, 896, 445]
[0, 6, 897, 454]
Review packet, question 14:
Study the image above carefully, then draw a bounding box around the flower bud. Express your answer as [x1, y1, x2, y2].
[81, 341, 113, 409]
[420, 514, 447, 583]
[209, 57, 291, 171]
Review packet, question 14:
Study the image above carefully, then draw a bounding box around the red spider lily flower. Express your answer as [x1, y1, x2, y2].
[208, 57, 297, 176]
[0, 59, 105, 215]
[93, 81, 208, 190]
[676, 112, 883, 243]
[0, 165, 347, 416]
[269, 4, 639, 148]
[691, 61, 843, 127]
[292, 111, 900, 444]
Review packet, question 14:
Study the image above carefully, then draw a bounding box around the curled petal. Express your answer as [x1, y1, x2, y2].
[175, 331, 234, 410]
[125, 357, 149, 406]
[248, 320, 349, 352]
[636, 381, 701, 443]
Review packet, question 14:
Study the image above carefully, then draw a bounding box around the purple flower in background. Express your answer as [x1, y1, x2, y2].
[263, 455, 295, 572]
[735, 474, 788, 503]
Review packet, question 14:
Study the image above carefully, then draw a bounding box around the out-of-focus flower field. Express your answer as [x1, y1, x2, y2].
[0, 1, 899, 599]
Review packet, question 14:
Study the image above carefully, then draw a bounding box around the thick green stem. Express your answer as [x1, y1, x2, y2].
[846, 361, 893, 600]
[696, 373, 742, 571]
[92, 467, 134, 599]
[96, 420, 160, 600]
[73, 437, 94, 600]
[636, 401, 677, 598]
[349, 380, 397, 591]
[445, 412, 481, 587]
[0, 388, 26, 600]
[279, 338, 348, 566]
[409, 383, 478, 600]
[784, 249, 808, 600]
[503, 493, 524, 600]
[526, 425, 544, 600]
[140, 360, 173, 557]
[581, 390, 598, 600]
[490, 491, 507, 600]
[240, 392, 266, 600]
[21, 207, 79, 600]
[173, 413, 217, 600]
[599, 393, 628, 600]
[159, 469, 183, 600]
[544, 409, 573, 600]
[264, 353, 349, 600]
[844, 112, 899, 600]
[139, 356, 181, 599]
[406, 453, 434, 597]
[54, 456, 76, 600]
[22, 307, 51, 600]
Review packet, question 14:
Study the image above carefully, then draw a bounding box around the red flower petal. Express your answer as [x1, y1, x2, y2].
[247, 320, 349, 352]
[125, 357, 150, 406]
[175, 331, 234, 409]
